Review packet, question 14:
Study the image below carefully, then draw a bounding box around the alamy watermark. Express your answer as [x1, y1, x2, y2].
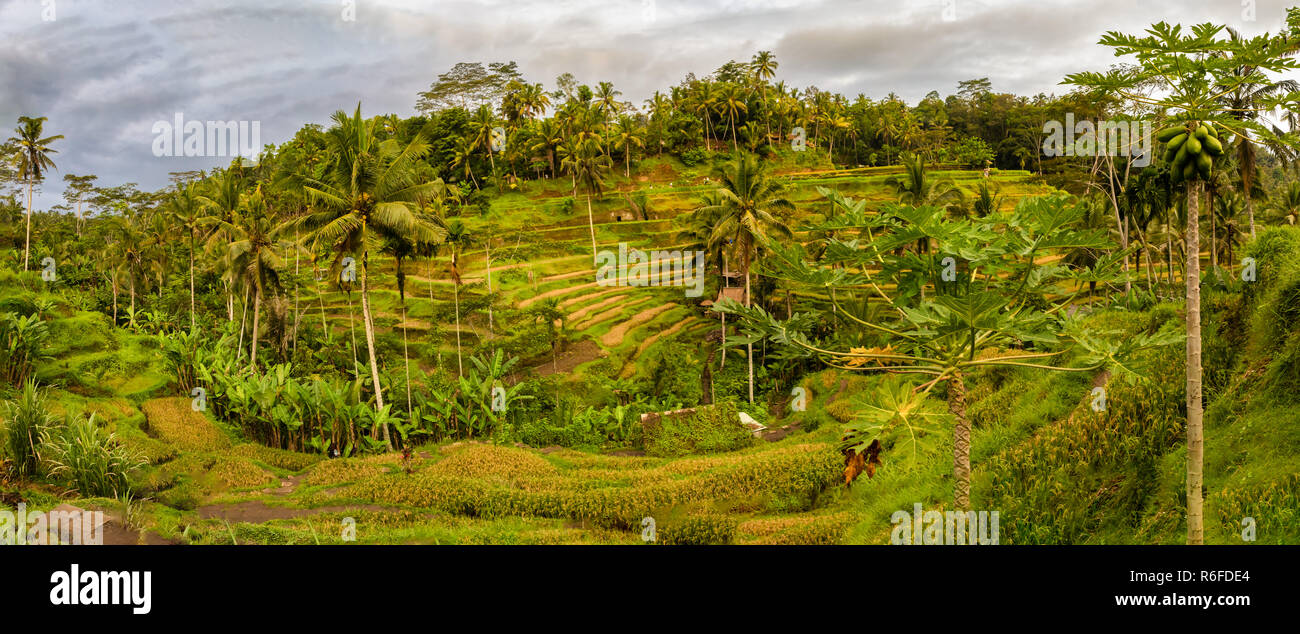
[595, 243, 706, 298]
[1, 504, 105, 545]
[890, 503, 999, 545]
[1043, 113, 1151, 167]
[152, 113, 262, 159]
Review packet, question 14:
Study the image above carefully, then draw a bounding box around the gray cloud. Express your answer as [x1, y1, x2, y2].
[1, 0, 1295, 207]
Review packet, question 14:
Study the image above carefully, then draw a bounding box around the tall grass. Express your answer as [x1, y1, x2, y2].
[43, 412, 144, 498]
[1, 379, 54, 479]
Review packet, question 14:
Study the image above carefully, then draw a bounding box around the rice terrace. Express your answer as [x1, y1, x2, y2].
[3, 0, 1300, 559]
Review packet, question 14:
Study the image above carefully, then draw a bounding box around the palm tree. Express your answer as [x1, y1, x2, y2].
[611, 116, 645, 178]
[887, 154, 964, 219]
[698, 156, 794, 403]
[8, 116, 63, 271]
[449, 136, 479, 189]
[286, 104, 446, 449]
[593, 81, 622, 147]
[562, 138, 612, 265]
[211, 185, 282, 369]
[166, 183, 209, 331]
[717, 83, 749, 154]
[1215, 27, 1299, 238]
[750, 51, 779, 146]
[1269, 181, 1300, 225]
[529, 118, 563, 178]
[199, 165, 248, 321]
[693, 81, 718, 149]
[470, 105, 501, 188]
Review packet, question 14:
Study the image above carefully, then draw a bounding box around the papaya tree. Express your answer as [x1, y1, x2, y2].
[717, 192, 1178, 511]
[1063, 12, 1300, 543]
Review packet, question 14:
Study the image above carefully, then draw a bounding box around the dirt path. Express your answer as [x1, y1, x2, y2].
[601, 303, 677, 347]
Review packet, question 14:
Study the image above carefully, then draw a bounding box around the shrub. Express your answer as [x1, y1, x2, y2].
[643, 401, 754, 457]
[679, 148, 711, 167]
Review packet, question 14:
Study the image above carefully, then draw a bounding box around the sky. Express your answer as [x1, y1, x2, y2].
[1, 0, 1296, 209]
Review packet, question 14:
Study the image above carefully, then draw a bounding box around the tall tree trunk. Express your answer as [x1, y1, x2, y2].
[189, 234, 196, 331]
[346, 295, 359, 375]
[1247, 195, 1256, 239]
[730, 114, 739, 154]
[485, 236, 494, 337]
[250, 283, 261, 371]
[401, 301, 412, 421]
[1186, 182, 1205, 545]
[949, 370, 971, 511]
[359, 252, 392, 450]
[586, 194, 598, 266]
[237, 289, 249, 358]
[744, 253, 754, 404]
[23, 181, 32, 272]
[453, 261, 464, 377]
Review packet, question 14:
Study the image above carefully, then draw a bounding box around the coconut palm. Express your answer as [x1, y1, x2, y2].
[166, 183, 209, 331]
[887, 154, 965, 226]
[698, 156, 794, 403]
[692, 81, 718, 149]
[1269, 181, 1300, 224]
[750, 51, 779, 146]
[562, 138, 612, 265]
[211, 185, 282, 369]
[717, 83, 749, 154]
[8, 116, 63, 271]
[198, 165, 249, 321]
[611, 116, 645, 178]
[1215, 27, 1299, 238]
[470, 105, 501, 188]
[448, 135, 478, 189]
[285, 104, 446, 449]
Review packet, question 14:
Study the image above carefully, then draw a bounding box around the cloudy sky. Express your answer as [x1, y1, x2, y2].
[1, 0, 1294, 208]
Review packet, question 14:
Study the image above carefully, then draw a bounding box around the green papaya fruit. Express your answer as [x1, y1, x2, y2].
[1186, 135, 1202, 155]
[1204, 135, 1224, 156]
[1156, 126, 1184, 143]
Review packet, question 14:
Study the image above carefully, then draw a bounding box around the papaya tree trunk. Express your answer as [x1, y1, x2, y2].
[1186, 182, 1204, 544]
[949, 370, 971, 511]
